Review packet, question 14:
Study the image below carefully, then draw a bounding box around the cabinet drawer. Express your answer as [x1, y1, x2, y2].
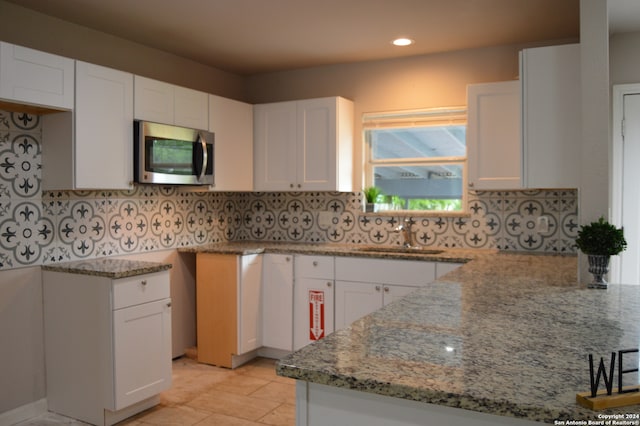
[113, 271, 170, 310]
[294, 255, 334, 279]
[335, 257, 436, 286]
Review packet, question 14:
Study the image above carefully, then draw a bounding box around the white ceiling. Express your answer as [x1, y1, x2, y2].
[7, 0, 635, 76]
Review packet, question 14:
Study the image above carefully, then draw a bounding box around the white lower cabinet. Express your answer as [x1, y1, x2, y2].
[335, 281, 417, 329]
[436, 262, 465, 278]
[293, 255, 335, 351]
[334, 257, 438, 331]
[43, 270, 172, 426]
[261, 254, 294, 351]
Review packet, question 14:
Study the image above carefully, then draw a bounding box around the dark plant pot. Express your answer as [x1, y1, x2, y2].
[364, 203, 375, 213]
[587, 254, 610, 289]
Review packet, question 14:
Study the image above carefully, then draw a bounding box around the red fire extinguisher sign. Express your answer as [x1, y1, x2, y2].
[309, 290, 325, 341]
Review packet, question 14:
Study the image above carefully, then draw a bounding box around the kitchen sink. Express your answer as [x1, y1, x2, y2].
[355, 246, 444, 255]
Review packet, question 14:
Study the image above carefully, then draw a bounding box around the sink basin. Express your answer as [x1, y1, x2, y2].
[356, 247, 444, 255]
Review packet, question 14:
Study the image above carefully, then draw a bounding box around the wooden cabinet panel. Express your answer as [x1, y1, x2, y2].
[196, 253, 263, 368]
[196, 253, 237, 367]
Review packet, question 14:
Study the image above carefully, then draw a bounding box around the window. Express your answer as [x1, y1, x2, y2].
[363, 107, 467, 212]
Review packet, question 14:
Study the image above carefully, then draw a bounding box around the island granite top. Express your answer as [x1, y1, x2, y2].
[276, 252, 640, 423]
[42, 258, 172, 279]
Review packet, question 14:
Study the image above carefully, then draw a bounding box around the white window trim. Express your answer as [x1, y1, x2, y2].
[363, 107, 468, 213]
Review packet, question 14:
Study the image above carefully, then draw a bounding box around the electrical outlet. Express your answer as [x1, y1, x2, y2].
[318, 211, 333, 227]
[537, 216, 549, 233]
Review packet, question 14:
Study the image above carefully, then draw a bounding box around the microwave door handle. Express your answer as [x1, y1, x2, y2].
[196, 132, 208, 182]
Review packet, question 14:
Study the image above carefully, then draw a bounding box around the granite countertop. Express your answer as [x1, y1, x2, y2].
[276, 252, 640, 423]
[178, 241, 483, 263]
[42, 258, 172, 279]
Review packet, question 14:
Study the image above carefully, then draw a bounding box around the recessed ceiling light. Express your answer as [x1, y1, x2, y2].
[392, 38, 414, 47]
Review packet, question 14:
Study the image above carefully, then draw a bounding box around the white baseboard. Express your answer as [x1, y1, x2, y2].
[0, 398, 47, 426]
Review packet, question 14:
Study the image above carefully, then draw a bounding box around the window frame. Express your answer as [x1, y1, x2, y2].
[363, 107, 469, 214]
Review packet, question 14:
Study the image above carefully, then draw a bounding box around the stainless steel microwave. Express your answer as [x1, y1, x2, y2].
[134, 120, 214, 185]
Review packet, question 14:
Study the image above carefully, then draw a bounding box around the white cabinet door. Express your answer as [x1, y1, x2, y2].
[382, 284, 417, 306]
[0, 42, 74, 110]
[133, 76, 173, 124]
[298, 98, 337, 190]
[435, 262, 464, 279]
[134, 76, 208, 130]
[254, 97, 353, 191]
[75, 62, 134, 190]
[335, 281, 382, 331]
[254, 101, 298, 191]
[239, 254, 263, 354]
[261, 254, 294, 351]
[174, 85, 208, 130]
[112, 297, 172, 410]
[293, 277, 334, 351]
[43, 62, 134, 190]
[521, 43, 580, 189]
[209, 94, 254, 191]
[467, 81, 521, 190]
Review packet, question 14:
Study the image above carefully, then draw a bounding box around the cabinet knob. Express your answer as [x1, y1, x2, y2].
[166, 302, 172, 308]
[313, 261, 318, 266]
[297, 184, 301, 188]
[286, 257, 291, 262]
[290, 183, 294, 188]
[384, 286, 390, 293]
[469, 182, 475, 188]
[326, 282, 332, 288]
[375, 285, 381, 292]
[141, 280, 147, 286]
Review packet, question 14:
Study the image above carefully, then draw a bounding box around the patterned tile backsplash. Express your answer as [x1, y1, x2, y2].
[0, 110, 579, 270]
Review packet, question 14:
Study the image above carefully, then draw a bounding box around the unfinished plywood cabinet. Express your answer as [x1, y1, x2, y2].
[196, 253, 262, 368]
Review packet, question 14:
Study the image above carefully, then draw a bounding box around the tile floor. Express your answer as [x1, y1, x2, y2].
[17, 357, 296, 426]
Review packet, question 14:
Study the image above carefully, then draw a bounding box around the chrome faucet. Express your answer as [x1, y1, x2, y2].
[395, 218, 414, 248]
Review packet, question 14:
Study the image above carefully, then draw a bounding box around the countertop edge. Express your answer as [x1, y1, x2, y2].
[42, 260, 172, 279]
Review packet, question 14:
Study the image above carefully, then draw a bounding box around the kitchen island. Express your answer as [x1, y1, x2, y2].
[276, 253, 640, 425]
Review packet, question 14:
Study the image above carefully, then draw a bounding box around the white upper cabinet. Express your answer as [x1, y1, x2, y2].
[42, 61, 134, 190]
[520, 43, 580, 189]
[254, 96, 354, 192]
[209, 94, 254, 191]
[467, 80, 522, 190]
[134, 75, 208, 130]
[0, 42, 74, 110]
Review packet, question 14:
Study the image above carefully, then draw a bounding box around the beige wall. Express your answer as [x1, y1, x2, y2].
[610, 31, 640, 84]
[0, 0, 246, 101]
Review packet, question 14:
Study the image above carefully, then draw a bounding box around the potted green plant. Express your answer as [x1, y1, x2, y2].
[575, 216, 627, 289]
[363, 186, 382, 212]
